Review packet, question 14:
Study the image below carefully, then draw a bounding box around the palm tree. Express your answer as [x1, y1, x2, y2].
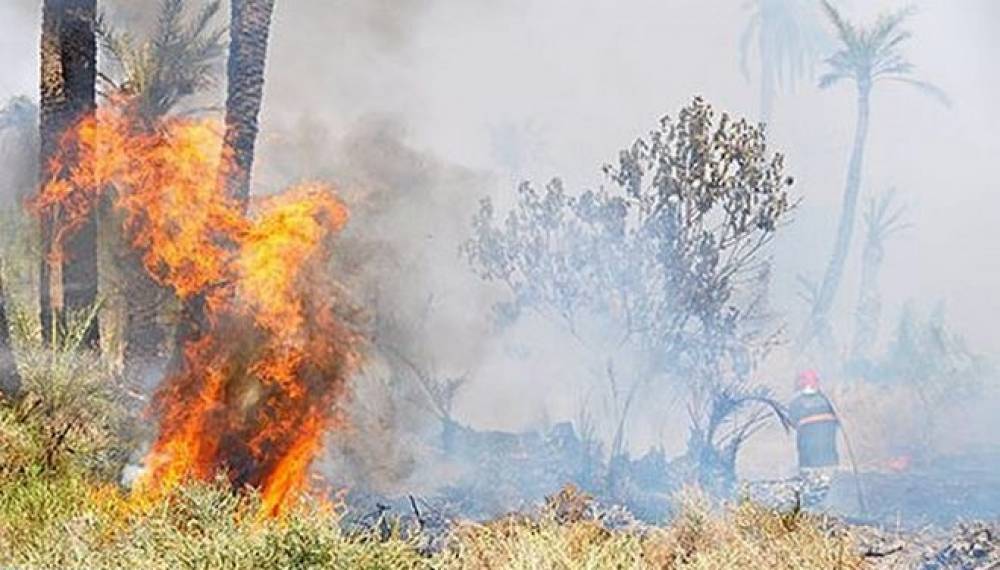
[98, 0, 225, 387]
[850, 189, 908, 365]
[39, 0, 99, 347]
[221, 0, 276, 208]
[801, 1, 948, 350]
[98, 0, 225, 121]
[739, 0, 828, 124]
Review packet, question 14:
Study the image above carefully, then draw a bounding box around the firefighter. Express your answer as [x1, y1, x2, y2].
[788, 369, 839, 505]
[789, 369, 839, 468]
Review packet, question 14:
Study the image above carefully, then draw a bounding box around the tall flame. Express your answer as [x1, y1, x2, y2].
[34, 105, 361, 515]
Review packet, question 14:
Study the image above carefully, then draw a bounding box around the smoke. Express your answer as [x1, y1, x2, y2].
[251, 0, 1000, 485]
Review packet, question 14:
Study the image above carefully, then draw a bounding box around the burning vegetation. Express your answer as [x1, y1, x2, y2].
[33, 104, 361, 516]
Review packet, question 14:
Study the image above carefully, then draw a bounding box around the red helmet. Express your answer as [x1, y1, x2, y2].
[796, 369, 820, 390]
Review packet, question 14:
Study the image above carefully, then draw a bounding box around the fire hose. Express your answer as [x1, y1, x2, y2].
[827, 395, 869, 517]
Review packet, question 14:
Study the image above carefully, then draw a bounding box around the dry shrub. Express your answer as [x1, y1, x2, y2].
[543, 484, 596, 524]
[441, 517, 643, 570]
[641, 490, 863, 569]
[438, 485, 863, 569]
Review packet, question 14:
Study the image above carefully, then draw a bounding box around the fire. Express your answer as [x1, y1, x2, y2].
[34, 105, 361, 516]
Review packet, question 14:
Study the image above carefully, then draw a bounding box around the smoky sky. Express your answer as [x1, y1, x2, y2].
[254, 0, 999, 358]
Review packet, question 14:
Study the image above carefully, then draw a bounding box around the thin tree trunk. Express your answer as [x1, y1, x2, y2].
[39, 0, 98, 347]
[802, 85, 871, 348]
[221, 0, 276, 208]
[851, 231, 883, 364]
[121, 247, 169, 390]
[0, 262, 20, 395]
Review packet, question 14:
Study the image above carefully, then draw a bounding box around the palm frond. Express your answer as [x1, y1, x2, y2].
[821, 0, 856, 50]
[98, 0, 226, 119]
[863, 188, 910, 245]
[820, 0, 946, 107]
[742, 0, 828, 90]
[739, 15, 760, 81]
[872, 56, 914, 78]
[795, 273, 819, 307]
[880, 76, 952, 107]
[870, 5, 917, 49]
[817, 69, 848, 89]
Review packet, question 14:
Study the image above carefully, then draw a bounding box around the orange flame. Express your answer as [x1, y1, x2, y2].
[35, 105, 361, 516]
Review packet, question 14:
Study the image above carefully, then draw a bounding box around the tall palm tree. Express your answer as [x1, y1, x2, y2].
[221, 0, 276, 208]
[801, 1, 948, 350]
[40, 0, 99, 347]
[739, 0, 828, 124]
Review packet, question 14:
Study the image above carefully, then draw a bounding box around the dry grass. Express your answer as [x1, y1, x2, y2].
[436, 487, 863, 570]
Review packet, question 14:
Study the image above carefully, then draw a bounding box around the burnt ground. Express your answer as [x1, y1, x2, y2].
[827, 449, 1000, 528]
[824, 449, 1000, 568]
[339, 421, 1000, 567]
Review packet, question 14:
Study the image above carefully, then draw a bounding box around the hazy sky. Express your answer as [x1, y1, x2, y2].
[259, 0, 1000, 354]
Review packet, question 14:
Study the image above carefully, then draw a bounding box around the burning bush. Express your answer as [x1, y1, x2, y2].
[32, 104, 363, 515]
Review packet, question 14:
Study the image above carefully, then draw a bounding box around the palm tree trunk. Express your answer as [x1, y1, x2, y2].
[759, 42, 774, 126]
[121, 248, 169, 390]
[850, 233, 883, 364]
[803, 85, 871, 348]
[221, 0, 276, 208]
[39, 0, 98, 347]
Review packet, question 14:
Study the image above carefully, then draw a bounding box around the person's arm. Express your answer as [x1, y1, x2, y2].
[788, 396, 803, 429]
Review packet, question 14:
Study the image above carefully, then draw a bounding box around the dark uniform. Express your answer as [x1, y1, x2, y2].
[742, 381, 840, 509]
[788, 390, 839, 468]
